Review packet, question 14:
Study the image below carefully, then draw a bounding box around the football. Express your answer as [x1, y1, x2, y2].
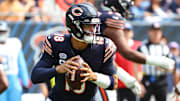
[66, 57, 85, 90]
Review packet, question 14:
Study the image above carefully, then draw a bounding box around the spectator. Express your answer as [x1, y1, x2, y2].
[0, 21, 29, 101]
[161, 35, 168, 45]
[168, 0, 180, 15]
[168, 41, 180, 85]
[115, 22, 144, 101]
[169, 41, 180, 57]
[20, 0, 41, 22]
[168, 42, 180, 101]
[168, 41, 180, 101]
[0, 0, 25, 22]
[130, 0, 146, 20]
[138, 22, 173, 101]
[144, 0, 170, 22]
[40, 0, 84, 23]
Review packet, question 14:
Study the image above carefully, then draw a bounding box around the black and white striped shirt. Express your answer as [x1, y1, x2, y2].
[138, 40, 172, 76]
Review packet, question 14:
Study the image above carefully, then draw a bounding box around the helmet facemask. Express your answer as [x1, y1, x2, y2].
[81, 23, 100, 44]
[70, 18, 101, 44]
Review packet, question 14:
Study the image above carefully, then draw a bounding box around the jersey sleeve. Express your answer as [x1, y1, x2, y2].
[42, 35, 54, 56]
[100, 11, 124, 31]
[31, 35, 57, 84]
[100, 38, 117, 75]
[31, 51, 57, 84]
[104, 38, 117, 63]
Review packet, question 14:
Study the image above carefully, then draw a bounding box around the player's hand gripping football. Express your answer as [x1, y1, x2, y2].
[79, 62, 97, 83]
[56, 56, 79, 74]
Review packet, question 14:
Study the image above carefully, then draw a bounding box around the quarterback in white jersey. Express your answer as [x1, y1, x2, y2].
[0, 21, 29, 101]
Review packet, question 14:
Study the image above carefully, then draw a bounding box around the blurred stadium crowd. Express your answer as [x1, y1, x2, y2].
[0, 0, 180, 101]
[0, 0, 179, 22]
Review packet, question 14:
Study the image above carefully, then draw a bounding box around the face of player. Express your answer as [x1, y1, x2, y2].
[148, 29, 162, 44]
[81, 24, 96, 44]
[71, 24, 96, 50]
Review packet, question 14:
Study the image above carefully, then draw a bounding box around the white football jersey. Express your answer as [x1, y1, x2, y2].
[0, 38, 22, 75]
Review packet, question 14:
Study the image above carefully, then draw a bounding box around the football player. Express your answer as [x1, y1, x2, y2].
[0, 58, 8, 94]
[0, 21, 29, 101]
[100, 0, 174, 73]
[85, 0, 175, 100]
[31, 3, 118, 101]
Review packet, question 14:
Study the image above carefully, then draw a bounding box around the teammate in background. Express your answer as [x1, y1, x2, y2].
[94, 22, 142, 101]
[82, 0, 174, 100]
[31, 3, 118, 101]
[115, 22, 143, 101]
[99, 0, 174, 71]
[0, 57, 8, 94]
[0, 21, 29, 101]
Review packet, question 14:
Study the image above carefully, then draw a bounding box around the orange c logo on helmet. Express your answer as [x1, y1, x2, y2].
[72, 7, 83, 16]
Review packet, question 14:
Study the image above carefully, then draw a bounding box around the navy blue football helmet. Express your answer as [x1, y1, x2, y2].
[66, 3, 101, 43]
[103, 0, 134, 18]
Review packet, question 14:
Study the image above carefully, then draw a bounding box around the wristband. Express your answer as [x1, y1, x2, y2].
[91, 73, 111, 89]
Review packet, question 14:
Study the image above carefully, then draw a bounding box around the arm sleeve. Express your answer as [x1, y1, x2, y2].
[31, 51, 57, 84]
[18, 49, 29, 87]
[101, 38, 117, 75]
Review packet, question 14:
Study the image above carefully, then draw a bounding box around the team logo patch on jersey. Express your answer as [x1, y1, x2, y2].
[72, 7, 83, 16]
[59, 53, 67, 59]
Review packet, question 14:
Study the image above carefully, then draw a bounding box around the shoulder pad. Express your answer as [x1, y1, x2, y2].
[43, 35, 53, 56]
[43, 33, 68, 56]
[101, 11, 124, 29]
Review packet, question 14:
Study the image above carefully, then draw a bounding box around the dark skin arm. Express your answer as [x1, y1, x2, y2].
[0, 70, 8, 94]
[103, 27, 146, 64]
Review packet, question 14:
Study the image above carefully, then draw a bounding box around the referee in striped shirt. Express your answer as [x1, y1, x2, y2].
[138, 22, 173, 101]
